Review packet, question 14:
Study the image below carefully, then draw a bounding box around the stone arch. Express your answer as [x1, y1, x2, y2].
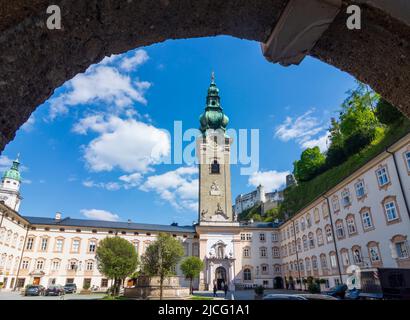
[0, 1, 410, 151]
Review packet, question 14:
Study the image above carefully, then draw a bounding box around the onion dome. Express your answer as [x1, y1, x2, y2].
[2, 155, 21, 182]
[199, 72, 229, 134]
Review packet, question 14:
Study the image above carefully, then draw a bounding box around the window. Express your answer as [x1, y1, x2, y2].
[272, 247, 280, 258]
[243, 247, 250, 258]
[21, 259, 29, 269]
[18, 236, 24, 249]
[305, 258, 311, 271]
[341, 189, 351, 207]
[335, 220, 345, 239]
[316, 229, 324, 246]
[55, 239, 64, 252]
[86, 261, 94, 271]
[192, 243, 199, 256]
[330, 253, 337, 268]
[308, 232, 315, 249]
[313, 208, 320, 223]
[300, 218, 306, 231]
[376, 166, 389, 186]
[240, 233, 246, 241]
[325, 225, 333, 243]
[271, 232, 278, 242]
[6, 230, 11, 244]
[259, 233, 266, 242]
[297, 239, 302, 252]
[0, 228, 5, 242]
[369, 246, 381, 262]
[12, 233, 18, 247]
[26, 237, 34, 250]
[332, 196, 340, 212]
[355, 180, 366, 198]
[72, 239, 80, 253]
[211, 160, 220, 174]
[396, 242, 409, 259]
[341, 250, 350, 266]
[346, 215, 357, 235]
[302, 236, 308, 251]
[243, 268, 252, 281]
[352, 247, 362, 264]
[405, 151, 410, 170]
[88, 240, 96, 253]
[101, 279, 109, 287]
[40, 238, 48, 251]
[361, 209, 374, 231]
[295, 221, 299, 233]
[260, 247, 267, 258]
[322, 202, 329, 218]
[261, 264, 269, 274]
[299, 261, 304, 272]
[306, 214, 312, 228]
[245, 233, 252, 241]
[274, 265, 281, 273]
[384, 200, 399, 222]
[69, 260, 78, 270]
[36, 260, 44, 270]
[51, 260, 60, 271]
[320, 254, 328, 269]
[312, 256, 318, 270]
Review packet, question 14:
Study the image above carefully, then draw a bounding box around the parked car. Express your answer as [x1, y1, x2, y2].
[45, 285, 65, 296]
[25, 285, 45, 296]
[324, 284, 348, 299]
[64, 283, 77, 294]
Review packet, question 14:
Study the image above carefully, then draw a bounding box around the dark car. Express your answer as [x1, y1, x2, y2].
[324, 284, 348, 299]
[25, 285, 45, 296]
[64, 283, 77, 294]
[45, 285, 65, 296]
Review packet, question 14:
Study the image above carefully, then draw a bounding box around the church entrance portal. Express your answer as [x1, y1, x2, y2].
[215, 267, 227, 290]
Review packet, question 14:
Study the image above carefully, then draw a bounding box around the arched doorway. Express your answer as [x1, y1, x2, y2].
[215, 266, 227, 290]
[274, 276, 284, 289]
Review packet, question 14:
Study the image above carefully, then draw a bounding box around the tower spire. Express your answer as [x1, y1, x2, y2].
[211, 71, 215, 84]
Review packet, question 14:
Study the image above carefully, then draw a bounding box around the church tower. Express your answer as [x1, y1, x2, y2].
[197, 73, 234, 224]
[0, 155, 22, 212]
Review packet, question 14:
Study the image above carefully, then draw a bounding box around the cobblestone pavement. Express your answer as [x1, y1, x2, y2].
[0, 291, 105, 300]
[193, 289, 302, 300]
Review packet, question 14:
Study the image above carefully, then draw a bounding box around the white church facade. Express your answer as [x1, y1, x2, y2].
[1, 76, 410, 293]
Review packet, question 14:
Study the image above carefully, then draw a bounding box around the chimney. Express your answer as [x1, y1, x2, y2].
[55, 212, 62, 220]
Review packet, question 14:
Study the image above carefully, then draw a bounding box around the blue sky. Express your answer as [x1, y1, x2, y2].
[0, 36, 356, 225]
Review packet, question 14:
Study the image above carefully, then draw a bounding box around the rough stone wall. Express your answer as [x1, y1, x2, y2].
[1, 0, 410, 153]
[0, 0, 287, 152]
[312, 3, 410, 116]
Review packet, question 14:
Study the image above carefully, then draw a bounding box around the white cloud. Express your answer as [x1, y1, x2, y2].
[82, 180, 121, 191]
[80, 209, 120, 221]
[140, 167, 198, 212]
[275, 109, 329, 151]
[119, 172, 143, 189]
[74, 115, 170, 173]
[20, 115, 36, 132]
[48, 64, 151, 119]
[301, 131, 330, 152]
[248, 170, 290, 192]
[120, 50, 149, 71]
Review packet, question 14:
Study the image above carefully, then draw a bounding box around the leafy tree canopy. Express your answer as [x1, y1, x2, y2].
[293, 146, 325, 182]
[376, 98, 405, 125]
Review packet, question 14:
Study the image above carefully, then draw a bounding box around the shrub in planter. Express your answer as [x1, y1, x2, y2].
[80, 283, 91, 294]
[308, 283, 321, 294]
[254, 285, 264, 296]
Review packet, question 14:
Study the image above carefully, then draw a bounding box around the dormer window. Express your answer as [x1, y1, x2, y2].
[211, 160, 220, 174]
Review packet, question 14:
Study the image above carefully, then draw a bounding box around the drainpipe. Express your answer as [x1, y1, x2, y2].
[323, 195, 343, 284]
[13, 224, 29, 291]
[291, 220, 302, 290]
[386, 148, 410, 219]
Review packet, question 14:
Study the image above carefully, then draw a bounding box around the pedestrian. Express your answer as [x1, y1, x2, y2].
[213, 283, 217, 297]
[223, 283, 229, 298]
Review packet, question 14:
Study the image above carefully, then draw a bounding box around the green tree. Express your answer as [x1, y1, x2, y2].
[375, 98, 404, 125]
[180, 256, 204, 294]
[293, 147, 326, 182]
[96, 236, 139, 296]
[142, 233, 184, 300]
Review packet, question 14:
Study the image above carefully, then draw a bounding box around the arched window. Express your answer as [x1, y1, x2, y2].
[316, 228, 323, 246]
[340, 248, 350, 266]
[352, 246, 362, 264]
[325, 225, 333, 243]
[243, 268, 252, 281]
[335, 220, 345, 239]
[211, 159, 220, 174]
[346, 214, 357, 235]
[320, 253, 328, 269]
[308, 232, 315, 249]
[302, 235, 308, 251]
[312, 256, 318, 270]
[314, 208, 320, 223]
[306, 214, 312, 228]
[305, 258, 311, 271]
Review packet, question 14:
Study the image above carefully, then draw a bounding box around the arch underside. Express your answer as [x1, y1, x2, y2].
[1, 0, 409, 152]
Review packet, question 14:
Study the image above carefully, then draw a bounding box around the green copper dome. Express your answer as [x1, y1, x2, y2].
[199, 72, 229, 134]
[2, 157, 21, 182]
